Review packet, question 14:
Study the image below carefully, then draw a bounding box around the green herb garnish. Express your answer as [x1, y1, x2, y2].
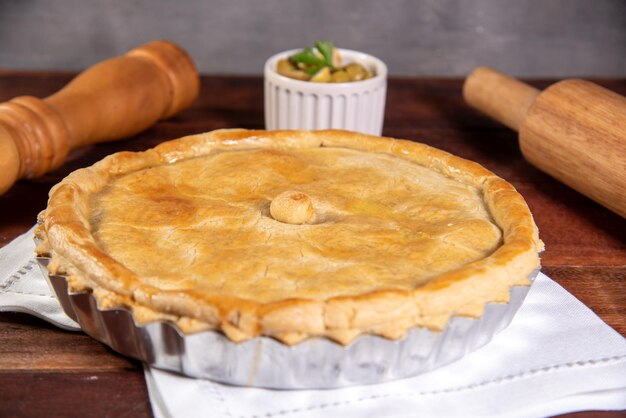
[290, 42, 336, 69]
[315, 41, 335, 67]
[290, 47, 325, 66]
[276, 41, 375, 83]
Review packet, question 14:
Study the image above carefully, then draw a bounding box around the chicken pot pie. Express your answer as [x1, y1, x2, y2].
[36, 129, 542, 345]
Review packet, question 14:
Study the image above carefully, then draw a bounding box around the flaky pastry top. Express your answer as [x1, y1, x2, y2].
[38, 129, 542, 345]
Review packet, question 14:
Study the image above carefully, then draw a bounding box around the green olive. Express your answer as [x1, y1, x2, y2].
[331, 70, 350, 83]
[276, 59, 295, 74]
[310, 67, 332, 83]
[345, 63, 368, 81]
[276, 59, 310, 81]
[281, 43, 376, 83]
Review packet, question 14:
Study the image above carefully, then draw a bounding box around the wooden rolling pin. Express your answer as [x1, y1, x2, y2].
[463, 67, 626, 218]
[0, 40, 199, 195]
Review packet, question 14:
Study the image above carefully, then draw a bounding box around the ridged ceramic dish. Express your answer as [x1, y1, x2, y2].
[36, 243, 538, 389]
[264, 49, 387, 135]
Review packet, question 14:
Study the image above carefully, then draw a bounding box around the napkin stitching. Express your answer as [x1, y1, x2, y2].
[2, 289, 57, 299]
[1, 259, 37, 290]
[199, 379, 233, 418]
[243, 355, 626, 418]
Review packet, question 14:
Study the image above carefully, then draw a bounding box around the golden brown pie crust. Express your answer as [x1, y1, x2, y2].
[36, 129, 543, 345]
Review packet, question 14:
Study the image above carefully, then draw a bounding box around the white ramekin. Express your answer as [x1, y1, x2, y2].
[264, 48, 387, 135]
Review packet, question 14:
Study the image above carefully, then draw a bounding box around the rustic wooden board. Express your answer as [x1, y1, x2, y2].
[0, 72, 624, 418]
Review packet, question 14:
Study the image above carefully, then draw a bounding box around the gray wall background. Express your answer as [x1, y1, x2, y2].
[1, 0, 625, 77]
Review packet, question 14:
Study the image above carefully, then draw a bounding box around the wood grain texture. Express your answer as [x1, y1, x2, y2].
[0, 40, 199, 195]
[0, 73, 624, 418]
[521, 79, 626, 218]
[0, 313, 138, 371]
[0, 370, 152, 418]
[464, 67, 626, 218]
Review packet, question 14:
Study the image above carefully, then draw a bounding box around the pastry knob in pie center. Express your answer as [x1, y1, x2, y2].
[270, 191, 316, 225]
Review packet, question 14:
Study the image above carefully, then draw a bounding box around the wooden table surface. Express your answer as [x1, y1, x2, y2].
[0, 72, 624, 418]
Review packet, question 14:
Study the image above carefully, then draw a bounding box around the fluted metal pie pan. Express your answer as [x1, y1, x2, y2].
[35, 238, 538, 389]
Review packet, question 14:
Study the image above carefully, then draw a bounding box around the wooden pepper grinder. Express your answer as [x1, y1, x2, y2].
[463, 67, 626, 218]
[0, 40, 199, 195]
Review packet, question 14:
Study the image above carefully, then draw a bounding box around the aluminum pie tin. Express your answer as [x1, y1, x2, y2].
[35, 245, 538, 389]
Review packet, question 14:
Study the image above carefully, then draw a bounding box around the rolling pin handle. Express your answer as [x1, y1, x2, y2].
[463, 66, 540, 132]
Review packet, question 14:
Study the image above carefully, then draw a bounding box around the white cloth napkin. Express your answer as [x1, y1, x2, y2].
[0, 226, 79, 330]
[1, 227, 625, 418]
